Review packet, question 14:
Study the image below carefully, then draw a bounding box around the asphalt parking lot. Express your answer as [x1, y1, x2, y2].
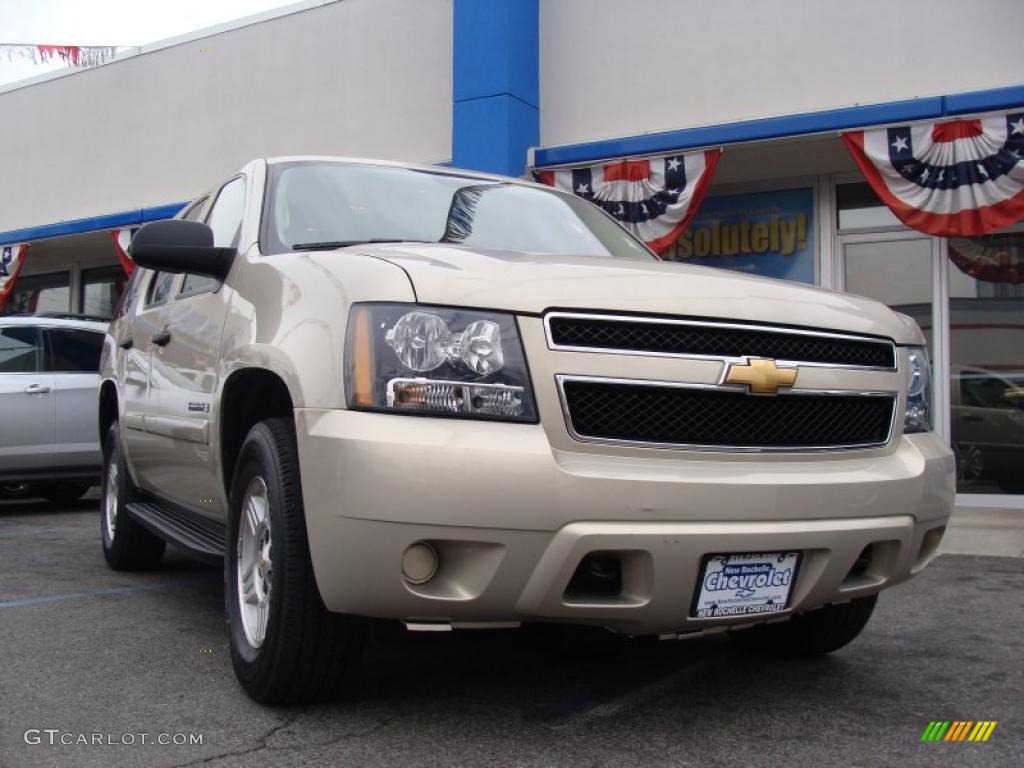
[1, 497, 1022, 768]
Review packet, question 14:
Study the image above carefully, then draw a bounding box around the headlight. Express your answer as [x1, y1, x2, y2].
[904, 346, 932, 433]
[345, 303, 537, 422]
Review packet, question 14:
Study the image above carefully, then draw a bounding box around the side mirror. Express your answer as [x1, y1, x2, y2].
[130, 220, 235, 279]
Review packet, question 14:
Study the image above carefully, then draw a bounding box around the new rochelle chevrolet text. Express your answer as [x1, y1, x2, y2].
[99, 158, 954, 703]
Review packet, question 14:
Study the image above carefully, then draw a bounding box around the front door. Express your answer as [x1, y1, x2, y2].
[142, 175, 246, 518]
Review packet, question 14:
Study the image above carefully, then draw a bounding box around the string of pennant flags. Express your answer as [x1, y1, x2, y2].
[0, 43, 127, 68]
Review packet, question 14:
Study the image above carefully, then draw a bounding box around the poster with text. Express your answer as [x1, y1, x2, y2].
[662, 188, 815, 284]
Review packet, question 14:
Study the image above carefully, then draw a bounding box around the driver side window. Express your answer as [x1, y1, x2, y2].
[182, 178, 245, 297]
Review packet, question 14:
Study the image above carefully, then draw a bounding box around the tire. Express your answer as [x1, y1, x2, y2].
[39, 482, 93, 505]
[729, 594, 878, 657]
[225, 418, 364, 704]
[100, 423, 166, 570]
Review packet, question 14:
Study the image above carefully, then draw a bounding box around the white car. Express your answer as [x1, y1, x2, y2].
[0, 314, 107, 503]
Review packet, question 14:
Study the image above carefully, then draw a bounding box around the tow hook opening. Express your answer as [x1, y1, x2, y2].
[565, 552, 624, 600]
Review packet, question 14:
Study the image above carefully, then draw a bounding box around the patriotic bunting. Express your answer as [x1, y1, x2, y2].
[534, 149, 722, 253]
[842, 113, 1024, 237]
[949, 234, 1024, 284]
[110, 228, 137, 275]
[0, 243, 29, 311]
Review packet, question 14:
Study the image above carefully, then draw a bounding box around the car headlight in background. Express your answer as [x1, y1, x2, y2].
[345, 304, 537, 422]
[904, 346, 932, 433]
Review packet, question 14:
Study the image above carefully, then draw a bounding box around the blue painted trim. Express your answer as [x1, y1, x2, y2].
[533, 84, 1024, 168]
[452, 0, 539, 177]
[0, 202, 187, 245]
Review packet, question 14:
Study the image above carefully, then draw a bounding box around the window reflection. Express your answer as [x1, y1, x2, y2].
[948, 232, 1024, 495]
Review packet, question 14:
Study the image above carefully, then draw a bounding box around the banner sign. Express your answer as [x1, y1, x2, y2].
[110, 228, 137, 275]
[843, 113, 1024, 237]
[0, 243, 29, 311]
[534, 149, 722, 253]
[660, 188, 815, 283]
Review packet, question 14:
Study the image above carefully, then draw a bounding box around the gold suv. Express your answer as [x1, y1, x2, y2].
[99, 158, 954, 703]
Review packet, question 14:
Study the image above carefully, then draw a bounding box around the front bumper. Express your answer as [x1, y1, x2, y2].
[296, 409, 954, 635]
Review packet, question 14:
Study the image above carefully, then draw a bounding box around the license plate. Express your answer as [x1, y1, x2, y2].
[692, 551, 800, 619]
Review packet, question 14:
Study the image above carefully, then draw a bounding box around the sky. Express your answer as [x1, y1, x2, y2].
[0, 0, 303, 85]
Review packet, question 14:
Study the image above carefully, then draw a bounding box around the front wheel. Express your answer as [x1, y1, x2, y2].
[729, 594, 878, 657]
[225, 418, 364, 704]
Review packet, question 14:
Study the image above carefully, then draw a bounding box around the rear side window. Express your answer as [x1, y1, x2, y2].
[112, 266, 145, 321]
[46, 328, 104, 373]
[0, 326, 43, 373]
[146, 271, 177, 307]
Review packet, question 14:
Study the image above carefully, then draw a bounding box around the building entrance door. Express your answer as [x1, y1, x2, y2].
[837, 229, 1024, 501]
[835, 231, 949, 439]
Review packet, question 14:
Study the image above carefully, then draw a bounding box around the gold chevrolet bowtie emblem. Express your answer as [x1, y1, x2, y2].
[724, 358, 798, 395]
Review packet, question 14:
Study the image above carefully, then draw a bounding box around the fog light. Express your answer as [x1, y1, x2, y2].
[402, 542, 439, 585]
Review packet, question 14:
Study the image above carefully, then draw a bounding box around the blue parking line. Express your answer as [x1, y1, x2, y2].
[0, 581, 199, 608]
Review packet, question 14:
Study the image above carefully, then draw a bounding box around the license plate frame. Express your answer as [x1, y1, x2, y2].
[690, 551, 801, 619]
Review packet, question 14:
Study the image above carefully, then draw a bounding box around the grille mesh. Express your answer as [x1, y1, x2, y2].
[549, 316, 895, 369]
[562, 380, 895, 449]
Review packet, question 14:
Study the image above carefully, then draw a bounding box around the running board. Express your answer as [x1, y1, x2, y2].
[125, 501, 226, 563]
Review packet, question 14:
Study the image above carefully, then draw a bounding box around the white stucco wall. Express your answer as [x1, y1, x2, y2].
[0, 0, 452, 232]
[540, 0, 1021, 148]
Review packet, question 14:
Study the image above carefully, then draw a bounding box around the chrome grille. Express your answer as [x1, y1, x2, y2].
[546, 313, 896, 369]
[558, 377, 897, 452]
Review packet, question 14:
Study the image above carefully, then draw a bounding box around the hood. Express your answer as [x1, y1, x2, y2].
[353, 243, 922, 344]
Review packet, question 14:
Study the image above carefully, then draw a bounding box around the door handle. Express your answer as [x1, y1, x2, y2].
[119, 336, 134, 350]
[24, 383, 51, 395]
[152, 329, 172, 347]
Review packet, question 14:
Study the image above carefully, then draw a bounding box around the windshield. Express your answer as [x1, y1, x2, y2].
[262, 161, 655, 260]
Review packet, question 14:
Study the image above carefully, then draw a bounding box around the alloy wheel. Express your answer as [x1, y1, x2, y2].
[237, 476, 272, 648]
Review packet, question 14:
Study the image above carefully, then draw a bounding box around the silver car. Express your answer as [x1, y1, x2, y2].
[0, 315, 108, 503]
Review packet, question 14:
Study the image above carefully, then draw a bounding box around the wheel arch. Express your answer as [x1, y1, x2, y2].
[219, 367, 295, 497]
[99, 379, 119, 450]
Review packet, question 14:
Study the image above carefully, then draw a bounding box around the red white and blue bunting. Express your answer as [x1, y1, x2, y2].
[534, 149, 722, 253]
[842, 112, 1024, 236]
[0, 243, 29, 311]
[949, 234, 1024, 284]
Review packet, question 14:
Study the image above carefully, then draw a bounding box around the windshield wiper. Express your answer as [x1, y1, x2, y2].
[292, 239, 434, 251]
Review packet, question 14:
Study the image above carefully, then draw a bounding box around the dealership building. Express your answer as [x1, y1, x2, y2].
[1, 0, 1021, 506]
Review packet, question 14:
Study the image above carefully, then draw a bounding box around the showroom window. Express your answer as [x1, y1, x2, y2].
[2, 271, 71, 316]
[835, 182, 901, 230]
[81, 265, 127, 319]
[947, 230, 1024, 495]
